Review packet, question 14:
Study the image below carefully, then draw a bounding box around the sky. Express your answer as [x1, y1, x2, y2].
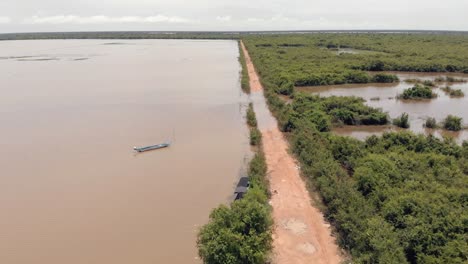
[1, 0, 467, 33]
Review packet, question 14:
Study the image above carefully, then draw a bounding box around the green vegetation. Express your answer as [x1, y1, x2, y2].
[423, 80, 436, 87]
[242, 33, 468, 94]
[393, 113, 410, 128]
[246, 103, 257, 127]
[239, 42, 251, 93]
[250, 127, 262, 146]
[443, 115, 464, 131]
[197, 185, 272, 264]
[424, 117, 438, 129]
[436, 76, 467, 83]
[198, 100, 272, 264]
[441, 86, 465, 97]
[405, 79, 436, 87]
[371, 73, 399, 83]
[243, 34, 468, 264]
[398, 84, 437, 100]
[281, 94, 388, 132]
[292, 130, 468, 263]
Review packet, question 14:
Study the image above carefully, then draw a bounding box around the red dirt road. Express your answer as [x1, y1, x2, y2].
[241, 41, 343, 264]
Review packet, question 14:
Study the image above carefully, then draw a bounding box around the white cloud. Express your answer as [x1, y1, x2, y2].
[23, 15, 191, 24]
[216, 16, 232, 22]
[0, 16, 11, 24]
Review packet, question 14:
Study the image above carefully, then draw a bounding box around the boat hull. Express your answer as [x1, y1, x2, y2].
[134, 143, 170, 152]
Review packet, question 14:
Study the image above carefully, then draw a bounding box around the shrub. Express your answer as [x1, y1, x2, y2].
[393, 113, 410, 128]
[368, 60, 385, 71]
[423, 80, 436, 87]
[372, 73, 399, 83]
[398, 84, 437, 100]
[276, 76, 295, 95]
[250, 127, 262, 146]
[443, 115, 463, 131]
[246, 103, 257, 127]
[424, 117, 438, 129]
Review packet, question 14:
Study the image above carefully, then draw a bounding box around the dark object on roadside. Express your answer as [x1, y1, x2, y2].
[234, 177, 250, 200]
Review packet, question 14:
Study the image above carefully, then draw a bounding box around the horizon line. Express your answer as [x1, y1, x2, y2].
[1, 29, 468, 35]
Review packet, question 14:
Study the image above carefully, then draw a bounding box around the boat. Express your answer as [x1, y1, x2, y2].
[133, 142, 170, 152]
[134, 130, 175, 153]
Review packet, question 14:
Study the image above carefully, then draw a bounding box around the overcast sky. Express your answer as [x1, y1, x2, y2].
[1, 0, 467, 33]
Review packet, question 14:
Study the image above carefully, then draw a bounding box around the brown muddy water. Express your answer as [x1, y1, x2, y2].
[0, 40, 250, 264]
[298, 72, 468, 143]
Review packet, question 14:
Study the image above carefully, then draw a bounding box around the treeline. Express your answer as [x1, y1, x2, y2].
[243, 35, 468, 264]
[197, 103, 272, 264]
[243, 34, 468, 94]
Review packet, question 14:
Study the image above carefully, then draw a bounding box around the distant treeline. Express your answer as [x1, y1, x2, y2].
[0, 31, 240, 41]
[2, 30, 468, 41]
[243, 35, 468, 264]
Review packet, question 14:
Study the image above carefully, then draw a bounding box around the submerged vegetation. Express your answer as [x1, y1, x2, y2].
[424, 117, 439, 129]
[243, 34, 468, 264]
[393, 112, 410, 128]
[405, 79, 436, 87]
[443, 115, 464, 131]
[398, 84, 437, 100]
[441, 86, 465, 97]
[435, 76, 467, 83]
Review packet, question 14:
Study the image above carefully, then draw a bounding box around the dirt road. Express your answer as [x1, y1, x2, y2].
[240, 41, 343, 264]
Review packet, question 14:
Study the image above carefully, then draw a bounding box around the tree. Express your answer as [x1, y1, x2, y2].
[197, 188, 272, 264]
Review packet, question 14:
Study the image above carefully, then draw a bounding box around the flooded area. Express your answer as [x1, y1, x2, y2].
[298, 72, 468, 143]
[0, 40, 250, 264]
